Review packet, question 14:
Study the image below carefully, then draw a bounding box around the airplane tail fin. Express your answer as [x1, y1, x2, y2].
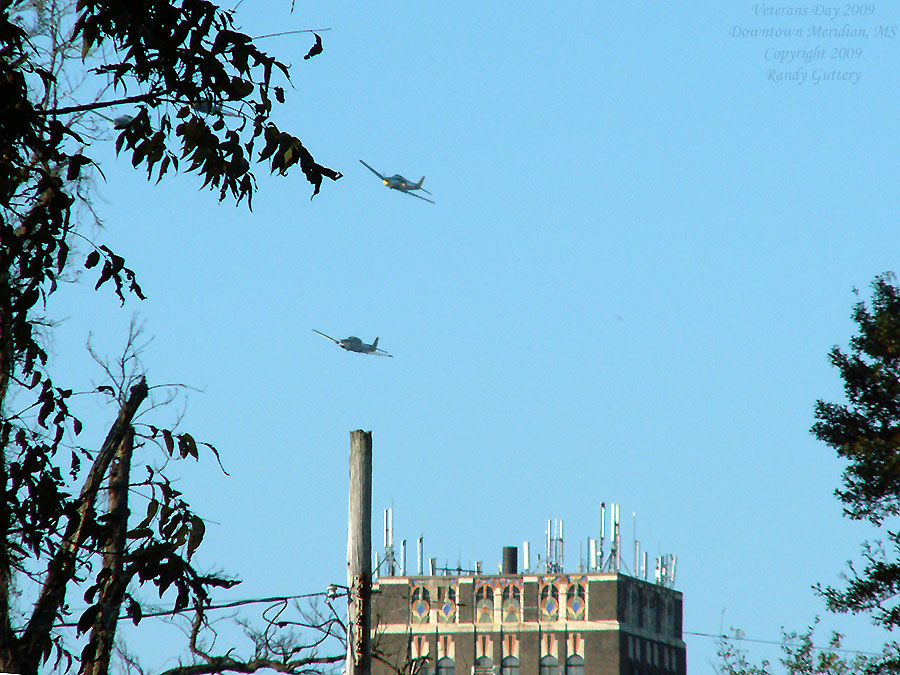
[416, 176, 432, 195]
[373, 337, 379, 348]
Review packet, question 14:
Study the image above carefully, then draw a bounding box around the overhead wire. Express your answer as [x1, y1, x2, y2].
[52, 587, 891, 659]
[55, 591, 330, 628]
[683, 629, 885, 657]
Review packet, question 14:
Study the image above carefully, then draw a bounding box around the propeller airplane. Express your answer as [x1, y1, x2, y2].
[359, 160, 434, 203]
[312, 330, 393, 357]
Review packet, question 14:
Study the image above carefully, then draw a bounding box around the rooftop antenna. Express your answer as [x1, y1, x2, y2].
[417, 536, 424, 575]
[589, 538, 597, 572]
[559, 519, 565, 572]
[599, 502, 606, 570]
[382, 507, 396, 576]
[631, 510, 637, 576]
[613, 504, 621, 571]
[617, 506, 622, 571]
[655, 554, 677, 587]
[546, 519, 552, 570]
[524, 541, 531, 573]
[602, 503, 618, 572]
[401, 539, 407, 576]
[546, 518, 564, 572]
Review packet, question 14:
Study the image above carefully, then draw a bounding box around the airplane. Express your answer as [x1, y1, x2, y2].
[359, 160, 435, 204]
[312, 330, 393, 357]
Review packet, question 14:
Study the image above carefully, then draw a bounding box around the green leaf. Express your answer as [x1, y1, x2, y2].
[187, 515, 205, 560]
[177, 433, 198, 459]
[138, 499, 159, 528]
[76, 604, 101, 635]
[127, 598, 143, 625]
[162, 430, 174, 455]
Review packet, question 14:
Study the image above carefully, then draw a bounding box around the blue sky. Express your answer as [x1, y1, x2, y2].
[42, 1, 900, 672]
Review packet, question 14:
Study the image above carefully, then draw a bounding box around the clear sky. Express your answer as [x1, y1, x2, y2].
[43, 1, 900, 673]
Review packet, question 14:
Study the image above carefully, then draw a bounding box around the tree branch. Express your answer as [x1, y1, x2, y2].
[42, 91, 164, 116]
[21, 377, 148, 672]
[84, 426, 135, 675]
[0, 271, 14, 655]
[157, 653, 345, 675]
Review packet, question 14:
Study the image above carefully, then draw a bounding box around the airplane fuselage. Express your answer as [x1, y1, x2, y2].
[339, 337, 375, 353]
[313, 329, 393, 356]
[360, 160, 433, 203]
[384, 175, 417, 192]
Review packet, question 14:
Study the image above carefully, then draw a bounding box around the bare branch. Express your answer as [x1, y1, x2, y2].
[84, 426, 135, 675]
[22, 378, 147, 671]
[41, 91, 165, 116]
[157, 652, 345, 675]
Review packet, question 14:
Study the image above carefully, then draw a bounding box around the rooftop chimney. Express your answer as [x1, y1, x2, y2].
[502, 546, 518, 574]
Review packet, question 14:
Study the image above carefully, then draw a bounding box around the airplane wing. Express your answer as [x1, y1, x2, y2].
[312, 329, 341, 345]
[371, 349, 394, 357]
[359, 160, 386, 181]
[418, 187, 433, 195]
[403, 191, 435, 204]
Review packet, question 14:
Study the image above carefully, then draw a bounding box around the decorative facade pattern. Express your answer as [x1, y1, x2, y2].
[377, 572, 686, 675]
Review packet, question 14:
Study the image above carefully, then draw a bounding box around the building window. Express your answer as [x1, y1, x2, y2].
[501, 656, 519, 675]
[437, 584, 456, 623]
[502, 585, 521, 622]
[626, 586, 638, 624]
[540, 583, 559, 621]
[475, 584, 494, 623]
[410, 585, 430, 624]
[437, 657, 454, 675]
[565, 655, 584, 675]
[566, 582, 585, 620]
[539, 655, 559, 675]
[661, 596, 671, 635]
[473, 656, 493, 675]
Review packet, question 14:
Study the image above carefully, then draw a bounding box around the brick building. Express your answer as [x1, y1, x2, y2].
[371, 549, 686, 675]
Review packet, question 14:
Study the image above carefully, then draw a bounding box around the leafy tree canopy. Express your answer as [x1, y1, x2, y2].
[812, 273, 900, 669]
[716, 621, 873, 675]
[0, 0, 342, 673]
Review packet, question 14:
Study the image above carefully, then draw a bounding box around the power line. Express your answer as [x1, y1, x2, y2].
[684, 629, 884, 657]
[56, 591, 330, 628]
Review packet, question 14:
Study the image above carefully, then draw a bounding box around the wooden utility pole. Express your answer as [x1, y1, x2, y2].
[347, 430, 372, 675]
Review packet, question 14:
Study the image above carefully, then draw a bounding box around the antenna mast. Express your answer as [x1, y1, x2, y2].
[546, 518, 565, 573]
[382, 507, 396, 576]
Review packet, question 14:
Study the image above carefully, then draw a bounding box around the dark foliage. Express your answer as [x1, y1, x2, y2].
[0, 0, 340, 673]
[812, 273, 900, 670]
[304, 33, 323, 60]
[813, 274, 900, 524]
[716, 621, 872, 675]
